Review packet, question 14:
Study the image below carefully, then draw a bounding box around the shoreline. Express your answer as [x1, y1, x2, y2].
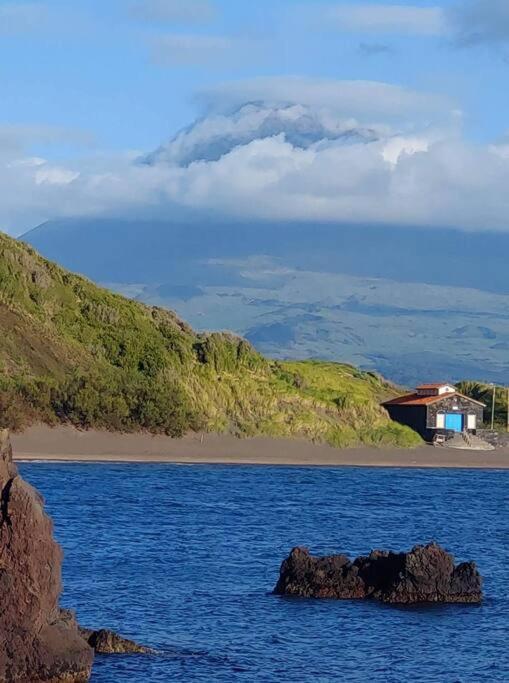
[11, 425, 509, 469]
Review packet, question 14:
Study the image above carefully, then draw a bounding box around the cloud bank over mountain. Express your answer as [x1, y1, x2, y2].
[2, 77, 509, 235]
[142, 101, 383, 167]
[196, 78, 452, 124]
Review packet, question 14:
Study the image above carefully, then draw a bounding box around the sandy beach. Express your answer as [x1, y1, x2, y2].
[10, 425, 509, 469]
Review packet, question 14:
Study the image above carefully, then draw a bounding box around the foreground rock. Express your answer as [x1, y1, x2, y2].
[79, 628, 153, 655]
[0, 430, 94, 682]
[274, 543, 482, 604]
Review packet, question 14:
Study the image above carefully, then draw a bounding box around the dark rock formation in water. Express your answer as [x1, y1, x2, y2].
[79, 628, 153, 655]
[274, 543, 482, 604]
[0, 430, 94, 682]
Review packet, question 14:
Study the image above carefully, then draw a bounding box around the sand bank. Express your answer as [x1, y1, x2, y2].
[11, 425, 509, 469]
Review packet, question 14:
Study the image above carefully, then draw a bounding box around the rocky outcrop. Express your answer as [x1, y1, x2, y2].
[0, 430, 94, 682]
[477, 429, 509, 449]
[274, 543, 482, 604]
[79, 628, 153, 655]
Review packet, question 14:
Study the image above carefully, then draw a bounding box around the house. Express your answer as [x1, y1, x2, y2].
[382, 383, 485, 442]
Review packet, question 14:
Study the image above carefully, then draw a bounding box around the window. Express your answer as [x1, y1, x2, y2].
[467, 414, 476, 430]
[436, 412, 445, 429]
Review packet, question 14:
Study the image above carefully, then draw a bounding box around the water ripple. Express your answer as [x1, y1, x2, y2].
[20, 463, 509, 682]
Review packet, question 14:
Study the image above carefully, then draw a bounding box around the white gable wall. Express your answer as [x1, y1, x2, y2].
[438, 385, 456, 395]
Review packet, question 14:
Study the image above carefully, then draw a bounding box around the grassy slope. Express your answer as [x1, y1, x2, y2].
[0, 232, 420, 447]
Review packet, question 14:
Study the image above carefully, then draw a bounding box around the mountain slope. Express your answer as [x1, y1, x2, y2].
[0, 232, 419, 447]
[24, 218, 509, 295]
[22, 218, 509, 385]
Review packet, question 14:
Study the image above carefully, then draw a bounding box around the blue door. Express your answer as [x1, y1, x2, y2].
[445, 413, 464, 432]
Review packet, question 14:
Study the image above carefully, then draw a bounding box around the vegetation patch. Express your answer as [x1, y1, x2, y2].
[458, 381, 508, 431]
[0, 232, 421, 448]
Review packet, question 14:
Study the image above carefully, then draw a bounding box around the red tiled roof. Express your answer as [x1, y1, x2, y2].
[382, 392, 485, 407]
[382, 392, 456, 406]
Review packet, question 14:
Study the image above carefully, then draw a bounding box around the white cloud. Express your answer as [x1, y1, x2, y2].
[381, 135, 429, 164]
[130, 0, 216, 24]
[150, 33, 233, 66]
[198, 77, 455, 127]
[4, 133, 509, 234]
[0, 150, 172, 234]
[0, 2, 48, 34]
[168, 134, 509, 230]
[34, 166, 80, 186]
[7, 156, 46, 168]
[0, 124, 93, 153]
[313, 2, 509, 47]
[358, 42, 394, 55]
[143, 102, 384, 167]
[2, 79, 509, 235]
[490, 132, 509, 159]
[448, 0, 509, 46]
[323, 4, 445, 36]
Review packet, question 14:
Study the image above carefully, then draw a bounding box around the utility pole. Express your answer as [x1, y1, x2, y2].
[491, 383, 496, 431]
[507, 387, 509, 433]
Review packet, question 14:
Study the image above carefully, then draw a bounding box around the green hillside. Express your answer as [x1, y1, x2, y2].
[0, 232, 420, 448]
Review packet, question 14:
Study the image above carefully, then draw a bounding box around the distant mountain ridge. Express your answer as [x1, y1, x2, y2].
[22, 217, 509, 294]
[22, 218, 509, 386]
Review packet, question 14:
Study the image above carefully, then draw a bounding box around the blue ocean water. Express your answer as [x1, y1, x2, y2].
[20, 463, 508, 683]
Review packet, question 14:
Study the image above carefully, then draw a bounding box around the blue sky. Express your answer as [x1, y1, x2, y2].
[2, 0, 508, 153]
[2, 0, 509, 232]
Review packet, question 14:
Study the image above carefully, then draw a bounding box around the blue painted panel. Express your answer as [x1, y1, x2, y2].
[445, 413, 463, 432]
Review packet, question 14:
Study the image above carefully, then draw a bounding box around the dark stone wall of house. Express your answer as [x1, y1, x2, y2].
[426, 395, 484, 430]
[385, 405, 428, 439]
